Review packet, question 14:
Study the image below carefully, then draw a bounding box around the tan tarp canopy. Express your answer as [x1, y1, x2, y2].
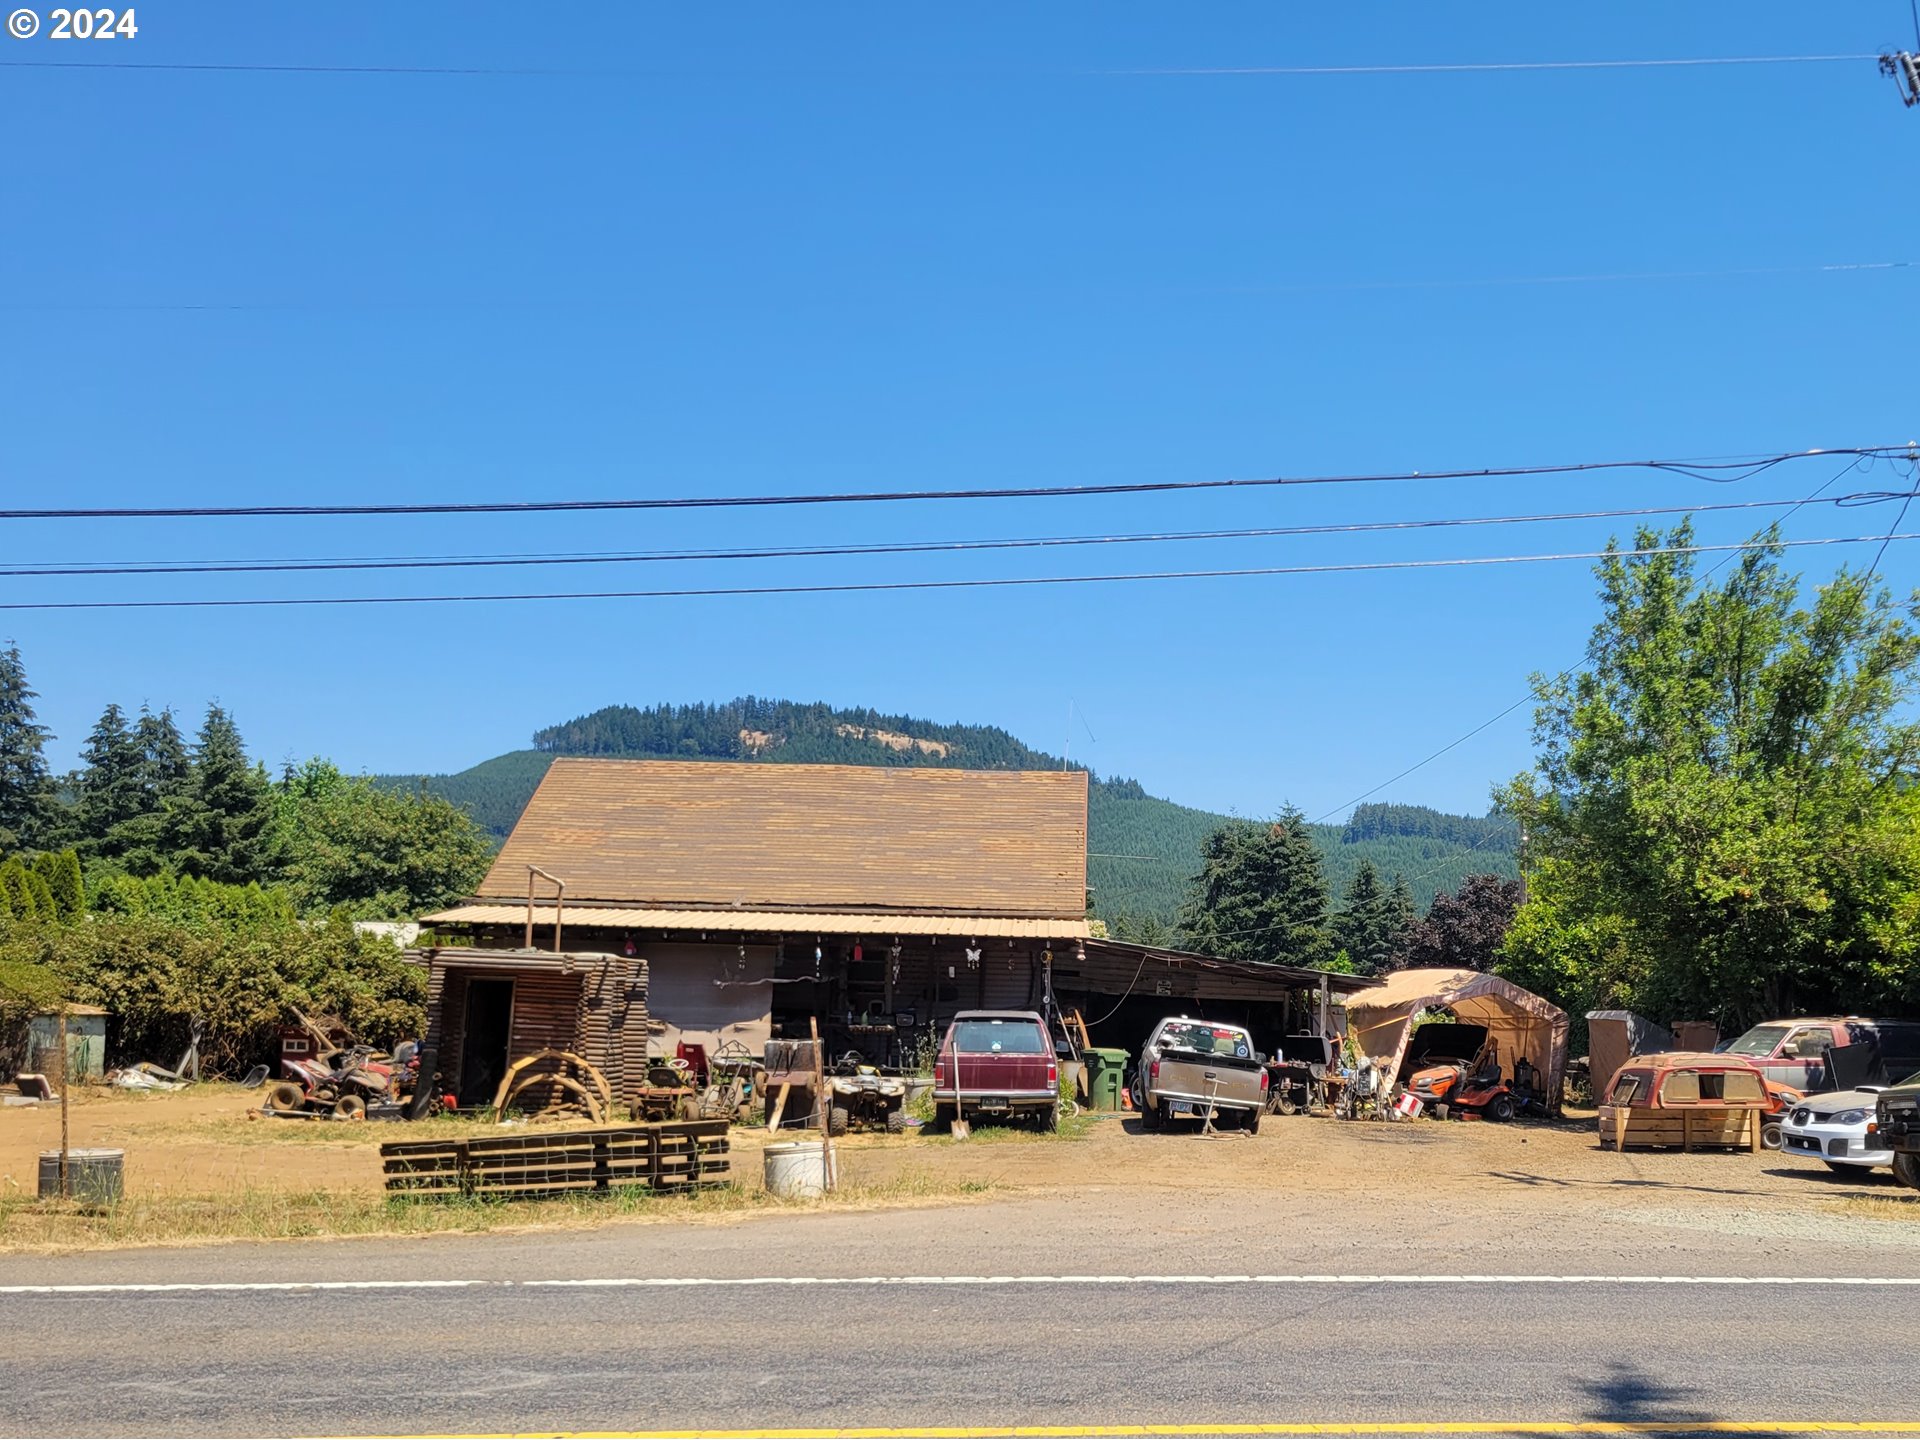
[1346, 968, 1569, 1100]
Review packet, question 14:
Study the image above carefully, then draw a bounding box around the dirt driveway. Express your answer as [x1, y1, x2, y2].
[5, 1083, 1906, 1225]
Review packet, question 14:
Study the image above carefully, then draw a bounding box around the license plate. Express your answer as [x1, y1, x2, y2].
[977, 1096, 1009, 1111]
[1168, 1101, 1194, 1115]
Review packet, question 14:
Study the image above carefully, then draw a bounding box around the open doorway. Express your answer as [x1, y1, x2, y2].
[458, 978, 514, 1107]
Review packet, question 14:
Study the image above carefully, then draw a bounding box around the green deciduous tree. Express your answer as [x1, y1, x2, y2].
[1497, 523, 1920, 1026]
[0, 644, 53, 851]
[270, 759, 493, 918]
[1179, 809, 1333, 968]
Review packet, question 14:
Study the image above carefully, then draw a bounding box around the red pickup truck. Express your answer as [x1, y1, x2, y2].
[932, 1010, 1059, 1132]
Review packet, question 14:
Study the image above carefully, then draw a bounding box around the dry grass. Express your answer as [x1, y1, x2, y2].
[1831, 1191, 1920, 1224]
[915, 1108, 1105, 1145]
[0, 1169, 993, 1255]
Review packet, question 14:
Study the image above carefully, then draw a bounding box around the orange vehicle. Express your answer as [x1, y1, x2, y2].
[1598, 1052, 1804, 1150]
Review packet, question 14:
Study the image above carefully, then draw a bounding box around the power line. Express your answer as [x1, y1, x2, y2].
[0, 447, 1902, 522]
[1111, 55, 1879, 76]
[9, 489, 1915, 580]
[2, 532, 1911, 613]
[1380, 458, 1880, 894]
[1307, 455, 1887, 828]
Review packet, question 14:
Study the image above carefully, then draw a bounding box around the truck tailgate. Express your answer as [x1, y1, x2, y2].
[1154, 1054, 1265, 1109]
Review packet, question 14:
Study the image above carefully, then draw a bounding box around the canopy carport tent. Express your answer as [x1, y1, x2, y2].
[1347, 968, 1569, 1105]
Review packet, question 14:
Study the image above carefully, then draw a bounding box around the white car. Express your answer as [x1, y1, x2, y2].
[1780, 1087, 1893, 1173]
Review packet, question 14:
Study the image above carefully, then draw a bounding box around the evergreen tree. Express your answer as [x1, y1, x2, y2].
[1179, 809, 1333, 968]
[0, 856, 38, 917]
[31, 847, 85, 920]
[165, 705, 274, 885]
[135, 706, 191, 800]
[1330, 859, 1409, 976]
[111, 706, 194, 874]
[1388, 873, 1416, 935]
[75, 703, 147, 855]
[0, 643, 53, 851]
[21, 867, 55, 918]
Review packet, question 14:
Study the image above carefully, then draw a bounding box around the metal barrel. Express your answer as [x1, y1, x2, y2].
[37, 1148, 125, 1206]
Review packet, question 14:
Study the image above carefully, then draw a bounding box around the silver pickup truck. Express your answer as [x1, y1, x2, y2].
[1135, 1016, 1267, 1133]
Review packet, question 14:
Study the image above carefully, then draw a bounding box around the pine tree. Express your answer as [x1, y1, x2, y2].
[1179, 809, 1333, 968]
[1330, 859, 1410, 976]
[1387, 874, 1417, 966]
[75, 703, 148, 854]
[135, 706, 191, 800]
[165, 704, 274, 884]
[0, 643, 53, 851]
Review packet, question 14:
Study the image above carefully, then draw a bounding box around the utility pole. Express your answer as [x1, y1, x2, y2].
[1883, 51, 1920, 106]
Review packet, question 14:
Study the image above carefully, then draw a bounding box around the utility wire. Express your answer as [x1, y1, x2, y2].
[1113, 55, 1879, 76]
[1308, 456, 1881, 829]
[3, 533, 1912, 613]
[10, 490, 1915, 580]
[1381, 459, 1876, 894]
[0, 447, 1901, 522]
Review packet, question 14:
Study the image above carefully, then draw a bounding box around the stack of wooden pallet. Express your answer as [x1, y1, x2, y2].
[380, 1121, 730, 1199]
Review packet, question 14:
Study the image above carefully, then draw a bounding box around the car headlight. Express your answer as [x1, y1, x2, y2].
[1835, 1108, 1868, 1126]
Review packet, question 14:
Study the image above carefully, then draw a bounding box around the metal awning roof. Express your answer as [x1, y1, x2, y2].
[422, 903, 1090, 940]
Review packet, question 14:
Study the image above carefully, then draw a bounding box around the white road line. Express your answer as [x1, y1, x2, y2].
[5, 1272, 1920, 1295]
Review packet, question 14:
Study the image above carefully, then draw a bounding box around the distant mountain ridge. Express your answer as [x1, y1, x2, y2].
[377, 699, 1516, 925]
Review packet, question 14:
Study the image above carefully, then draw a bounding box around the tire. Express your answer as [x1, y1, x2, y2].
[933, 1103, 954, 1132]
[676, 1096, 701, 1123]
[1242, 1106, 1261, 1135]
[1486, 1094, 1516, 1123]
[1037, 1104, 1059, 1134]
[828, 1105, 850, 1138]
[1893, 1151, 1920, 1191]
[1140, 1096, 1164, 1132]
[332, 1095, 366, 1121]
[266, 1082, 306, 1113]
[885, 1108, 908, 1135]
[1762, 1120, 1785, 1151]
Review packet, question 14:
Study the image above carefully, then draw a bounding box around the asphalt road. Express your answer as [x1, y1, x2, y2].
[3, 1194, 1919, 1438]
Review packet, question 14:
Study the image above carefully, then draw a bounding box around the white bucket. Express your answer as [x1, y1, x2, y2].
[763, 1140, 831, 1198]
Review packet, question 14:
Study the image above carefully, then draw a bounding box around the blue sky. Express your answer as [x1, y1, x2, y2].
[1, 3, 1914, 819]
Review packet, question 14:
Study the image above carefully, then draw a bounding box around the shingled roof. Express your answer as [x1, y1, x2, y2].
[470, 758, 1089, 919]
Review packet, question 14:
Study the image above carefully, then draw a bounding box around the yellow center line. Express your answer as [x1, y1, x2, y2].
[320, 1423, 1920, 1439]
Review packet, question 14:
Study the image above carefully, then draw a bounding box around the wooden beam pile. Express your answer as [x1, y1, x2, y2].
[380, 1121, 730, 1199]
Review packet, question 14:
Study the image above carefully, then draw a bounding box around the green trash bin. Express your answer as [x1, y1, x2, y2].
[1085, 1048, 1129, 1112]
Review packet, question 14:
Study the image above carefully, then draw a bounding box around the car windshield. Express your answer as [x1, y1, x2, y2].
[1158, 1023, 1250, 1056]
[1722, 1024, 1792, 1057]
[950, 1020, 1046, 1055]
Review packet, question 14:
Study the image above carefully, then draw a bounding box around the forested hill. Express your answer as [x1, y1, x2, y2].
[377, 700, 1516, 925]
